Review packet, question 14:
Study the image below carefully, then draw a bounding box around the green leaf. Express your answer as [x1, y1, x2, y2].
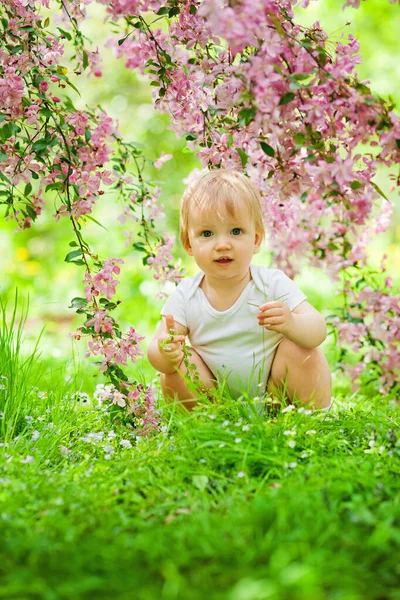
[82, 50, 89, 70]
[0, 153, 8, 161]
[238, 107, 256, 126]
[192, 475, 209, 491]
[70, 297, 88, 308]
[0, 113, 6, 123]
[84, 128, 91, 143]
[24, 183, 32, 196]
[84, 214, 109, 231]
[350, 180, 362, 190]
[189, 4, 197, 14]
[168, 6, 180, 17]
[294, 133, 305, 145]
[236, 148, 248, 168]
[65, 249, 83, 262]
[371, 181, 388, 201]
[156, 6, 169, 15]
[279, 92, 295, 106]
[26, 205, 37, 220]
[45, 183, 63, 192]
[69, 241, 78, 247]
[260, 142, 275, 157]
[57, 27, 72, 40]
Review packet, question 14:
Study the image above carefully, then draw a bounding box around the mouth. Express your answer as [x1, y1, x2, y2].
[215, 257, 233, 264]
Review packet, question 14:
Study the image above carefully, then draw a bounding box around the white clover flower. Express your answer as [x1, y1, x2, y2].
[221, 420, 230, 427]
[284, 429, 296, 436]
[21, 456, 34, 464]
[25, 416, 34, 423]
[208, 414, 217, 420]
[32, 430, 40, 441]
[282, 404, 296, 413]
[235, 438, 242, 444]
[219, 443, 225, 448]
[60, 445, 70, 457]
[289, 461, 297, 469]
[306, 429, 317, 435]
[120, 439, 132, 449]
[287, 439, 296, 448]
[237, 471, 246, 478]
[300, 452, 309, 459]
[242, 424, 250, 432]
[108, 430, 117, 439]
[199, 458, 206, 463]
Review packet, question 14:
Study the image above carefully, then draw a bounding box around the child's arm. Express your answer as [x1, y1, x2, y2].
[257, 300, 326, 349]
[147, 314, 188, 374]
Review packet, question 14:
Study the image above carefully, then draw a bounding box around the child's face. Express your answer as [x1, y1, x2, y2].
[184, 203, 262, 281]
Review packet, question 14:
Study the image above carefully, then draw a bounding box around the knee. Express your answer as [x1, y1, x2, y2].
[272, 339, 323, 376]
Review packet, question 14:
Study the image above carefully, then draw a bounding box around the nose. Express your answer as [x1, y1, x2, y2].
[214, 235, 232, 250]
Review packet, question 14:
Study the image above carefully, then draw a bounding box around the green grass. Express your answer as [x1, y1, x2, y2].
[0, 300, 399, 600]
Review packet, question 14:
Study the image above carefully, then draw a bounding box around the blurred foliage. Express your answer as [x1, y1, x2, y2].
[1, 1, 399, 367]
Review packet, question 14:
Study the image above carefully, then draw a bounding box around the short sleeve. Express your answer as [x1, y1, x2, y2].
[270, 269, 307, 311]
[160, 282, 188, 327]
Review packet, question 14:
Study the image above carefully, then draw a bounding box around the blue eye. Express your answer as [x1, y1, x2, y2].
[231, 228, 242, 235]
[201, 230, 213, 238]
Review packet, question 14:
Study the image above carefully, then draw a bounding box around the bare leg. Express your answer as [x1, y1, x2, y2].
[267, 338, 332, 409]
[161, 348, 216, 412]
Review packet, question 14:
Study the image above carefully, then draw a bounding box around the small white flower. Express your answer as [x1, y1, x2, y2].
[120, 439, 132, 449]
[199, 458, 206, 463]
[289, 461, 298, 469]
[32, 430, 40, 441]
[219, 443, 225, 448]
[25, 416, 34, 423]
[242, 424, 250, 432]
[221, 420, 230, 428]
[235, 438, 242, 444]
[0, 384, 6, 391]
[21, 456, 34, 464]
[208, 414, 217, 420]
[108, 430, 117, 439]
[234, 419, 243, 427]
[282, 404, 296, 413]
[300, 452, 309, 459]
[37, 416, 45, 422]
[287, 439, 296, 448]
[369, 440, 376, 448]
[306, 429, 317, 435]
[60, 445, 70, 457]
[284, 429, 296, 436]
[237, 471, 246, 478]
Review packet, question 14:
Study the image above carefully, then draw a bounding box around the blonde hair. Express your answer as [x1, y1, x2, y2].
[180, 169, 265, 249]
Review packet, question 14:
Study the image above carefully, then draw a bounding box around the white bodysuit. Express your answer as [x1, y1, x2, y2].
[161, 264, 306, 399]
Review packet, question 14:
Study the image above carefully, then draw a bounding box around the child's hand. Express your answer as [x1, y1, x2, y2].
[257, 301, 294, 335]
[158, 314, 186, 369]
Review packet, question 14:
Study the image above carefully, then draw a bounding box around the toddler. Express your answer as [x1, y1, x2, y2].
[147, 170, 331, 412]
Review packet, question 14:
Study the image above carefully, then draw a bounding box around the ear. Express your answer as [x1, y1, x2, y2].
[183, 238, 193, 256]
[253, 231, 263, 254]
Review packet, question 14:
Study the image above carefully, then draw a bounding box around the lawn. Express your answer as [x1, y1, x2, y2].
[0, 301, 399, 600]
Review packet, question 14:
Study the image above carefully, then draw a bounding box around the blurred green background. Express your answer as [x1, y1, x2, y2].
[1, 0, 399, 386]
